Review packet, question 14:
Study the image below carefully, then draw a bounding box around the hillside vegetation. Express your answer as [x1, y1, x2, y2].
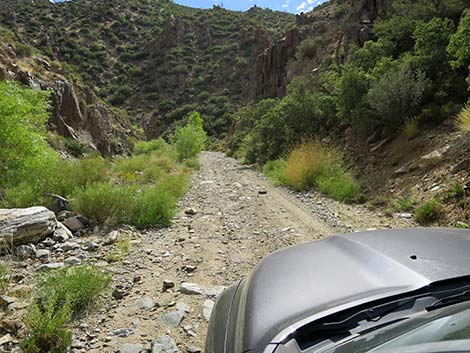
[1, 0, 293, 138]
[229, 0, 470, 165]
[0, 81, 205, 228]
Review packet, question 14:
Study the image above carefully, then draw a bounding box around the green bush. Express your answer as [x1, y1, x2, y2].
[317, 171, 360, 201]
[22, 266, 110, 353]
[263, 159, 288, 186]
[64, 138, 89, 157]
[71, 183, 135, 224]
[172, 112, 207, 160]
[296, 38, 320, 61]
[72, 175, 188, 228]
[392, 196, 416, 212]
[0, 82, 56, 186]
[415, 199, 443, 224]
[38, 266, 111, 318]
[367, 64, 427, 130]
[134, 138, 171, 155]
[22, 299, 72, 353]
[264, 141, 360, 201]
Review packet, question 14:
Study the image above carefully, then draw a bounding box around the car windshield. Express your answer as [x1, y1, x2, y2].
[324, 301, 470, 353]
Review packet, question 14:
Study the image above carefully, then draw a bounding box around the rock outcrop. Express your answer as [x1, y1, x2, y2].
[0, 207, 57, 249]
[255, 28, 301, 98]
[0, 42, 133, 155]
[255, 0, 393, 98]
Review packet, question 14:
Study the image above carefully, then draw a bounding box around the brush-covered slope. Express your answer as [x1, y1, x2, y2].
[1, 0, 294, 139]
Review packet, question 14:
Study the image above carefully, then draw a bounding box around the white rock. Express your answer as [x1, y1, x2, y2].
[202, 300, 214, 322]
[0, 207, 57, 248]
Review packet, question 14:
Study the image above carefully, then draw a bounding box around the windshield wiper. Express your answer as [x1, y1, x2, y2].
[426, 290, 470, 311]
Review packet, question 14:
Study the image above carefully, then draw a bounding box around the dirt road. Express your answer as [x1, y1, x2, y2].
[78, 152, 412, 353]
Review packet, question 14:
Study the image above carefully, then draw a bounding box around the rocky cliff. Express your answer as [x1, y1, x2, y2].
[0, 40, 133, 155]
[255, 0, 393, 98]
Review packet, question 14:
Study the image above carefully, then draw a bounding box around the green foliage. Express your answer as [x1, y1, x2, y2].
[265, 141, 360, 201]
[72, 174, 188, 228]
[64, 138, 89, 157]
[22, 266, 110, 353]
[263, 159, 288, 186]
[296, 38, 321, 61]
[22, 298, 72, 353]
[392, 196, 416, 212]
[415, 199, 443, 224]
[134, 138, 171, 155]
[335, 66, 371, 126]
[316, 171, 360, 202]
[367, 64, 427, 130]
[37, 266, 111, 318]
[414, 17, 454, 76]
[448, 10, 470, 71]
[0, 82, 55, 186]
[172, 112, 207, 160]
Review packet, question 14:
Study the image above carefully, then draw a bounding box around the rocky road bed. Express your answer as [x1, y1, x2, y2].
[0, 152, 413, 353]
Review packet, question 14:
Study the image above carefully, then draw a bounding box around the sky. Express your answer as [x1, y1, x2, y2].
[173, 0, 328, 13]
[52, 0, 329, 13]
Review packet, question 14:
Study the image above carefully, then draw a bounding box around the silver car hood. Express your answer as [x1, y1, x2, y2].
[235, 228, 470, 352]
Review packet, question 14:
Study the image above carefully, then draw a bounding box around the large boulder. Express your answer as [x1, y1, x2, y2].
[0, 207, 57, 249]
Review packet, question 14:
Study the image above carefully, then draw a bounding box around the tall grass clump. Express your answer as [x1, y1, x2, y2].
[172, 112, 207, 160]
[72, 174, 188, 228]
[22, 266, 110, 353]
[264, 141, 360, 201]
[456, 104, 470, 132]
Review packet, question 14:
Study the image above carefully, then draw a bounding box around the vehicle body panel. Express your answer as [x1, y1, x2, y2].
[206, 228, 470, 353]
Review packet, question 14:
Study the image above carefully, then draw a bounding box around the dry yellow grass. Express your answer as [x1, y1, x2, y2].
[285, 140, 336, 190]
[456, 104, 470, 132]
[403, 117, 419, 139]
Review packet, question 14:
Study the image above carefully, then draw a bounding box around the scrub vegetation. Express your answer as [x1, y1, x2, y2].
[0, 82, 205, 229]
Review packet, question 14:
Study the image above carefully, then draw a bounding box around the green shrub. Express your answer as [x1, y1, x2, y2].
[392, 196, 416, 212]
[22, 299, 72, 353]
[415, 199, 443, 224]
[367, 64, 427, 131]
[172, 112, 207, 160]
[132, 180, 182, 228]
[296, 38, 320, 61]
[37, 265, 111, 318]
[64, 139, 89, 157]
[266, 141, 360, 201]
[71, 183, 135, 224]
[263, 159, 288, 186]
[22, 266, 110, 353]
[72, 175, 188, 228]
[317, 171, 360, 201]
[134, 138, 171, 155]
[0, 82, 55, 187]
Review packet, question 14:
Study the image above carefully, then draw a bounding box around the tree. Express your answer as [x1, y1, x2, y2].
[335, 66, 371, 128]
[413, 17, 454, 77]
[0, 82, 55, 185]
[448, 10, 470, 70]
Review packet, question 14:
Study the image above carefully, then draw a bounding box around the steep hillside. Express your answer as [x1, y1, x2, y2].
[229, 0, 470, 227]
[1, 0, 293, 140]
